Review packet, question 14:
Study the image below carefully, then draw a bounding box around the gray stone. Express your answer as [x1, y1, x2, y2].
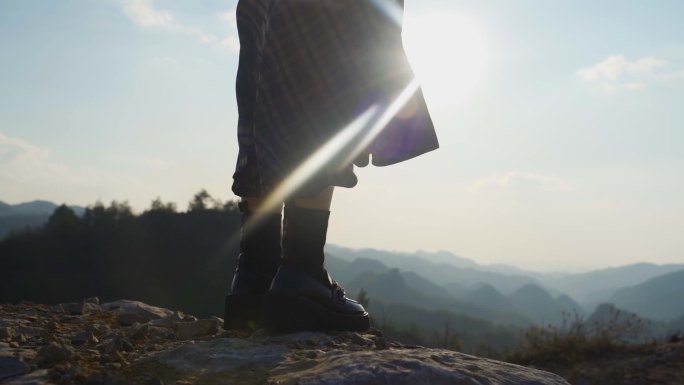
[102, 372, 127, 385]
[172, 319, 221, 340]
[83, 297, 101, 305]
[144, 375, 165, 385]
[0, 327, 14, 339]
[139, 334, 571, 385]
[2, 369, 51, 385]
[71, 331, 98, 346]
[11, 348, 37, 362]
[98, 336, 133, 354]
[129, 323, 172, 341]
[272, 349, 568, 385]
[131, 324, 150, 340]
[0, 354, 30, 381]
[88, 323, 110, 336]
[35, 343, 74, 366]
[101, 300, 174, 326]
[45, 321, 60, 332]
[259, 331, 334, 346]
[16, 327, 42, 338]
[59, 302, 85, 315]
[148, 311, 185, 329]
[82, 302, 102, 314]
[150, 338, 288, 373]
[149, 326, 174, 340]
[84, 370, 104, 385]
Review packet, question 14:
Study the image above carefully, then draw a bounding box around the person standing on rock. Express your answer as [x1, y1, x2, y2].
[225, 0, 438, 332]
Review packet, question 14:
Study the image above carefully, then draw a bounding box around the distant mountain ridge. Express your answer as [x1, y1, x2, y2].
[326, 253, 580, 327]
[329, 244, 541, 277]
[0, 200, 85, 217]
[325, 244, 545, 295]
[537, 263, 684, 305]
[325, 244, 684, 324]
[0, 200, 86, 239]
[608, 269, 684, 321]
[509, 284, 581, 325]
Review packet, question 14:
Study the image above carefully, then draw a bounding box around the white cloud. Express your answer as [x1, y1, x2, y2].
[0, 131, 52, 174]
[119, 0, 239, 53]
[578, 55, 684, 93]
[578, 55, 666, 81]
[0, 131, 131, 204]
[470, 171, 572, 193]
[122, 0, 173, 27]
[217, 10, 237, 26]
[220, 35, 240, 52]
[659, 68, 684, 81]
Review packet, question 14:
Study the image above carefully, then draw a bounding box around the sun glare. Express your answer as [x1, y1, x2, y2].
[402, 11, 490, 109]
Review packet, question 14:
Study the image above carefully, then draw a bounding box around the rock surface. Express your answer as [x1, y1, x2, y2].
[144, 333, 569, 385]
[0, 299, 572, 385]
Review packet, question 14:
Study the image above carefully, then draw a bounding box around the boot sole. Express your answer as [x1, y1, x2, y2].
[261, 291, 370, 333]
[224, 293, 264, 331]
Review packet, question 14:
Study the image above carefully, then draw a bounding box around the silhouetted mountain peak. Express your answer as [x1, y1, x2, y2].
[555, 294, 581, 313]
[348, 257, 388, 273]
[384, 268, 406, 285]
[508, 284, 566, 324]
[472, 284, 503, 297]
[542, 262, 684, 304]
[13, 200, 58, 214]
[0, 201, 12, 216]
[413, 249, 480, 268]
[468, 284, 516, 312]
[609, 269, 684, 321]
[510, 284, 554, 302]
[400, 271, 452, 298]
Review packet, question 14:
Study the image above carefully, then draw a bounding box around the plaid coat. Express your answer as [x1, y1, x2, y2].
[232, 0, 439, 197]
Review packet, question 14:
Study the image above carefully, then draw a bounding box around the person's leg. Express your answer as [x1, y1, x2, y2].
[224, 198, 283, 330]
[281, 187, 333, 283]
[263, 187, 370, 332]
[233, 197, 283, 286]
[291, 186, 334, 210]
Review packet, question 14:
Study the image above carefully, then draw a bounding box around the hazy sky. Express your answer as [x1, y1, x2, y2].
[2, 0, 683, 271]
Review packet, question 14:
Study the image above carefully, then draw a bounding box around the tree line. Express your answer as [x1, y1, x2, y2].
[0, 190, 241, 318]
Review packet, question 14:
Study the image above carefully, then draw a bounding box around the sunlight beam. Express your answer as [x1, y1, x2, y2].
[241, 79, 421, 235]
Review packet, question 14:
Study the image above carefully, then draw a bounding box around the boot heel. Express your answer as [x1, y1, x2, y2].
[224, 293, 263, 330]
[261, 292, 318, 333]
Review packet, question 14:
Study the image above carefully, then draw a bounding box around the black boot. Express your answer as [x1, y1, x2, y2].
[224, 201, 282, 330]
[261, 205, 370, 333]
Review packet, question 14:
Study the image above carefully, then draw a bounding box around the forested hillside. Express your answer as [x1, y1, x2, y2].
[0, 192, 240, 318]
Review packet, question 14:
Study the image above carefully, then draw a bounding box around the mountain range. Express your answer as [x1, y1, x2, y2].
[1, 199, 682, 333]
[0, 200, 85, 239]
[327, 253, 585, 327]
[608, 269, 684, 321]
[325, 244, 684, 330]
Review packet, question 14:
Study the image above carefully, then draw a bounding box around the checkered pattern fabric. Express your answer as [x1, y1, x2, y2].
[232, 0, 439, 197]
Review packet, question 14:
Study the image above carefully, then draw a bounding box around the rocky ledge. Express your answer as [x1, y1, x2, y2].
[0, 299, 570, 385]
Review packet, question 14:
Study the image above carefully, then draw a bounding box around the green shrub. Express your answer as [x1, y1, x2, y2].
[507, 307, 646, 367]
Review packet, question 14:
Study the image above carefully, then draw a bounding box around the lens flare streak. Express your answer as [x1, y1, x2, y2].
[241, 79, 421, 234]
